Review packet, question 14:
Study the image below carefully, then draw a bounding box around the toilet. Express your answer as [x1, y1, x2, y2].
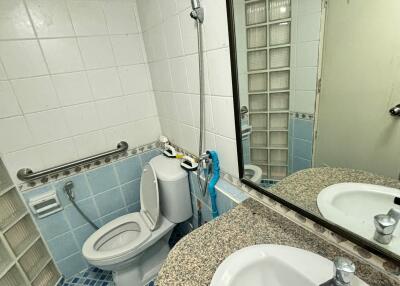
[82, 155, 192, 286]
[244, 164, 262, 184]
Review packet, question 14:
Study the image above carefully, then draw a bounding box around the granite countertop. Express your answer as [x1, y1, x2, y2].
[156, 199, 399, 286]
[269, 167, 400, 215]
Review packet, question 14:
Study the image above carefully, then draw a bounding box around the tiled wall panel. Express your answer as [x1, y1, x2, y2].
[136, 0, 239, 177]
[21, 149, 161, 278]
[0, 0, 161, 184]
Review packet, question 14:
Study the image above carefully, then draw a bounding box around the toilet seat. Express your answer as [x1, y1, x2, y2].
[83, 162, 163, 265]
[83, 212, 151, 263]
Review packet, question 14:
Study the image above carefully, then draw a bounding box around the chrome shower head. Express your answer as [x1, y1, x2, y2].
[191, 0, 201, 9]
[190, 0, 204, 23]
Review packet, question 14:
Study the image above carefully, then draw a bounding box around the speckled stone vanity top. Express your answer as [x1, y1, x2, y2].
[156, 199, 399, 286]
[270, 167, 400, 215]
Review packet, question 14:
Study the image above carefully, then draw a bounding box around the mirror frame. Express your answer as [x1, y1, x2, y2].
[225, 0, 400, 264]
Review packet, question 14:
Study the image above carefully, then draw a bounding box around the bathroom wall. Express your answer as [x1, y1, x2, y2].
[136, 0, 239, 177]
[288, 0, 322, 174]
[0, 0, 160, 183]
[21, 147, 161, 278]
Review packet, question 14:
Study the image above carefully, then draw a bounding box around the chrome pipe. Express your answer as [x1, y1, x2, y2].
[17, 141, 129, 181]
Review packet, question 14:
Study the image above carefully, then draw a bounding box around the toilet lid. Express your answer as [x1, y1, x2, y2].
[140, 162, 160, 230]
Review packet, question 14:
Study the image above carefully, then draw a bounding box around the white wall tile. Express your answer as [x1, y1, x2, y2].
[25, 109, 70, 144]
[87, 68, 122, 100]
[0, 116, 33, 152]
[37, 138, 78, 167]
[103, 1, 139, 34]
[184, 53, 211, 95]
[63, 102, 99, 135]
[0, 81, 21, 118]
[52, 72, 92, 106]
[175, 0, 191, 12]
[211, 96, 236, 139]
[41, 38, 84, 73]
[290, 90, 316, 114]
[298, 0, 322, 15]
[154, 92, 179, 120]
[174, 93, 193, 125]
[143, 25, 167, 62]
[78, 36, 115, 69]
[136, 0, 162, 32]
[163, 15, 184, 58]
[295, 67, 317, 91]
[27, 0, 75, 38]
[96, 97, 129, 128]
[296, 41, 319, 67]
[215, 135, 238, 177]
[202, 0, 229, 51]
[118, 64, 150, 94]
[158, 0, 177, 20]
[297, 12, 321, 43]
[103, 122, 134, 149]
[11, 76, 60, 113]
[3, 146, 44, 182]
[0, 61, 7, 80]
[111, 35, 143, 66]
[0, 0, 35, 39]
[0, 40, 48, 79]
[125, 92, 156, 122]
[207, 48, 233, 96]
[179, 123, 198, 154]
[169, 57, 188, 93]
[67, 0, 107, 36]
[73, 130, 106, 157]
[179, 8, 198, 55]
[149, 60, 172, 91]
[135, 117, 161, 145]
[190, 94, 213, 130]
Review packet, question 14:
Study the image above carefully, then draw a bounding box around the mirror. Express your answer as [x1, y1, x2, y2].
[228, 0, 400, 261]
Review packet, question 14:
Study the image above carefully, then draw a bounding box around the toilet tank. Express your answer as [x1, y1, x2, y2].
[150, 155, 192, 223]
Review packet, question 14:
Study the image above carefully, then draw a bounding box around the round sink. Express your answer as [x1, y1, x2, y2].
[210, 245, 368, 286]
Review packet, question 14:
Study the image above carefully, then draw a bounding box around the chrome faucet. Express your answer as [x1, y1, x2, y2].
[374, 209, 400, 244]
[320, 257, 356, 286]
[373, 198, 400, 244]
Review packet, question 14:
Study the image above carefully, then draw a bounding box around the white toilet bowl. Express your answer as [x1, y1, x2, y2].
[82, 156, 192, 286]
[244, 164, 262, 184]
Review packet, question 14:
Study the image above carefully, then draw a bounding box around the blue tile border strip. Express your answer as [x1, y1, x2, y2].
[19, 141, 159, 192]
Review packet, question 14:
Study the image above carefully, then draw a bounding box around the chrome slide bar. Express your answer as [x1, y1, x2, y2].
[17, 141, 129, 181]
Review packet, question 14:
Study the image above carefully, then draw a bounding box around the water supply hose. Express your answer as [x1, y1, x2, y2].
[207, 151, 220, 218]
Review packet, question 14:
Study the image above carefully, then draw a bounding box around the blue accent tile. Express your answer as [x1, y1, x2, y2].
[293, 156, 311, 172]
[87, 165, 118, 195]
[47, 232, 79, 261]
[293, 138, 313, 161]
[94, 187, 125, 216]
[114, 156, 141, 184]
[55, 175, 91, 206]
[101, 208, 128, 225]
[73, 223, 96, 248]
[140, 149, 161, 165]
[57, 253, 87, 278]
[127, 202, 140, 213]
[293, 118, 314, 141]
[37, 211, 70, 240]
[121, 179, 140, 205]
[64, 198, 99, 228]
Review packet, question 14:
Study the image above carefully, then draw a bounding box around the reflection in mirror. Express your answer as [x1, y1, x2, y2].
[235, 0, 319, 186]
[231, 0, 400, 260]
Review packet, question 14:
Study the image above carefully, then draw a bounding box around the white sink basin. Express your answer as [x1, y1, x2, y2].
[210, 245, 367, 286]
[317, 183, 400, 252]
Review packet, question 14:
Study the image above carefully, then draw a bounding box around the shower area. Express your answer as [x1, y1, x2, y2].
[236, 0, 322, 186]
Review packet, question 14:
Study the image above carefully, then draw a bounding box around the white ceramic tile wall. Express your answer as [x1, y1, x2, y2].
[0, 0, 160, 183]
[137, 0, 239, 177]
[290, 0, 322, 114]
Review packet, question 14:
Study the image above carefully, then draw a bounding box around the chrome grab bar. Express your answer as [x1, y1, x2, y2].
[17, 141, 129, 181]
